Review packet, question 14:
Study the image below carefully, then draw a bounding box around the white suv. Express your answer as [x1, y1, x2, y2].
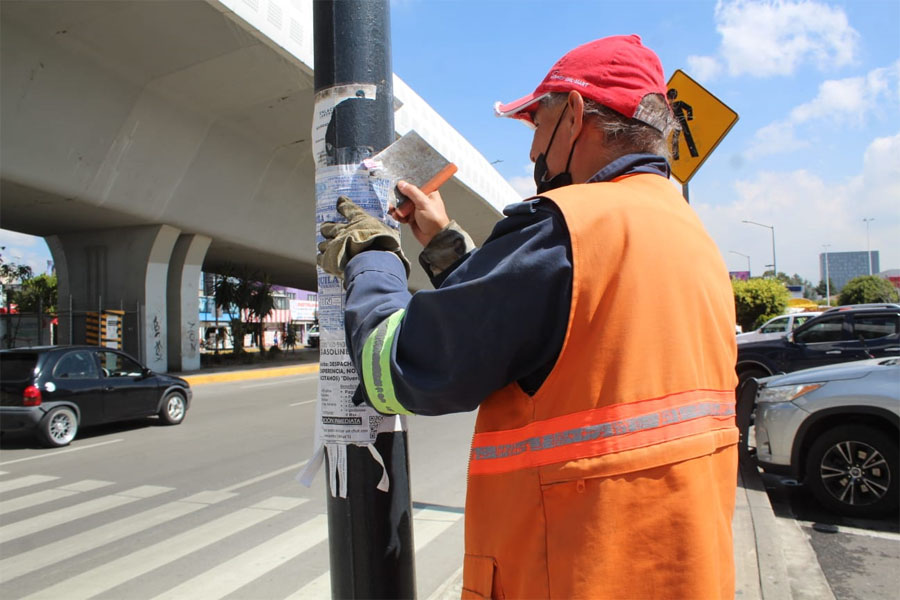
[737, 311, 822, 344]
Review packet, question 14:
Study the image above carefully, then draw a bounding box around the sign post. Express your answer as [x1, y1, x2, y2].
[309, 1, 416, 598]
[666, 69, 739, 195]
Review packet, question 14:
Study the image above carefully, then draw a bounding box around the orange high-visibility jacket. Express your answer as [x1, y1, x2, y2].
[461, 174, 739, 600]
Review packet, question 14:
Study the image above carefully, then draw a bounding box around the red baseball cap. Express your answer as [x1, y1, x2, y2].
[495, 35, 668, 129]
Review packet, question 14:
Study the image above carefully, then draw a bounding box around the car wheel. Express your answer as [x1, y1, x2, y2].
[805, 424, 899, 518]
[40, 407, 79, 447]
[159, 391, 187, 425]
[737, 367, 768, 388]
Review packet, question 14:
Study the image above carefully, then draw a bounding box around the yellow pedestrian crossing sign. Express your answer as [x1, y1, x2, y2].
[666, 69, 739, 184]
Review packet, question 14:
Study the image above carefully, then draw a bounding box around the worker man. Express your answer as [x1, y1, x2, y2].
[318, 35, 738, 599]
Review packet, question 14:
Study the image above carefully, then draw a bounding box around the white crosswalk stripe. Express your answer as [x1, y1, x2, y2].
[0, 474, 58, 494]
[0, 490, 235, 582]
[1, 473, 464, 600]
[20, 497, 309, 600]
[0, 479, 112, 516]
[152, 512, 327, 600]
[0, 485, 172, 544]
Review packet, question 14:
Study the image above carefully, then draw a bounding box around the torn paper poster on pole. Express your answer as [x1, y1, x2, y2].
[298, 161, 406, 498]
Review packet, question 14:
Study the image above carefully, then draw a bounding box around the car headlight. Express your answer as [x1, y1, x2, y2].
[757, 383, 824, 404]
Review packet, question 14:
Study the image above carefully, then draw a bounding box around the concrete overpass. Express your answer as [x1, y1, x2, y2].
[0, 0, 518, 371]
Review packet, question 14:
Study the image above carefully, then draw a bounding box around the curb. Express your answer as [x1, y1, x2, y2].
[181, 363, 319, 385]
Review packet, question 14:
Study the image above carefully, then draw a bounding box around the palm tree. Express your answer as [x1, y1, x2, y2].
[249, 276, 275, 353]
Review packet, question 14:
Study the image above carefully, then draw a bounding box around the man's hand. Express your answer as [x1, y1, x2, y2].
[318, 196, 410, 279]
[389, 181, 451, 247]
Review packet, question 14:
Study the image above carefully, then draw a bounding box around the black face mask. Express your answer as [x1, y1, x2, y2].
[533, 105, 578, 194]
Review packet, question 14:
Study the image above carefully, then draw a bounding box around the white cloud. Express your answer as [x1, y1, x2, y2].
[686, 55, 722, 82]
[745, 120, 808, 159]
[695, 131, 900, 282]
[790, 66, 892, 124]
[747, 63, 898, 158]
[691, 0, 859, 80]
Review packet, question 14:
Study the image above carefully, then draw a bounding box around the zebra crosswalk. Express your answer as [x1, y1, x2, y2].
[0, 471, 465, 599]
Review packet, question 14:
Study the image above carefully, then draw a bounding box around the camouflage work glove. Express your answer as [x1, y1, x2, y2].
[317, 196, 411, 280]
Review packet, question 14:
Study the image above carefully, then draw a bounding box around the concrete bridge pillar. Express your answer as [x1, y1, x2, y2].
[46, 224, 181, 372]
[166, 233, 211, 372]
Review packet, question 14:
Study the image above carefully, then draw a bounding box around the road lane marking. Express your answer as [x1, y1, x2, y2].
[289, 399, 317, 406]
[0, 475, 58, 494]
[240, 376, 318, 389]
[19, 498, 307, 600]
[0, 485, 172, 544]
[0, 491, 235, 582]
[0, 439, 124, 466]
[218, 461, 308, 493]
[0, 481, 112, 516]
[151, 514, 328, 600]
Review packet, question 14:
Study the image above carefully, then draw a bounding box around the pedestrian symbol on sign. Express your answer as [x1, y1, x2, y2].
[667, 88, 698, 160]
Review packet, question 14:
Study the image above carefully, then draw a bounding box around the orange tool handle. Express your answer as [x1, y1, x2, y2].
[421, 163, 458, 194]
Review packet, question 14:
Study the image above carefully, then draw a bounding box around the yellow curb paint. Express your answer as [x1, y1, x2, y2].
[183, 364, 320, 386]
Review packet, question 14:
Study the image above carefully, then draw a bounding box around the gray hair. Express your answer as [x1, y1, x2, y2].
[542, 93, 676, 159]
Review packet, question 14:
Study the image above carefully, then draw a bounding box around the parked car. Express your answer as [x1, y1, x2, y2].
[307, 325, 320, 348]
[0, 346, 191, 447]
[737, 311, 822, 344]
[736, 303, 900, 387]
[752, 357, 899, 517]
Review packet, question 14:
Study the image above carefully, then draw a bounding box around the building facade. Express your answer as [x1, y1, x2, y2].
[819, 251, 880, 292]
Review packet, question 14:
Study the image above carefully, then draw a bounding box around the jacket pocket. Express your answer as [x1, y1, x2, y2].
[462, 554, 504, 599]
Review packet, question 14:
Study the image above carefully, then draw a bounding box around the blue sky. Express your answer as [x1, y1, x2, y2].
[389, 0, 900, 283]
[2, 0, 898, 285]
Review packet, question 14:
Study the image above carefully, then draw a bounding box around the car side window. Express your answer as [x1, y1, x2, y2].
[53, 351, 100, 380]
[794, 317, 846, 344]
[792, 316, 812, 329]
[852, 315, 899, 340]
[760, 318, 788, 334]
[96, 351, 144, 378]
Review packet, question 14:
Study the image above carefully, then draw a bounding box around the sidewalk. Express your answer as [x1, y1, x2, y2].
[179, 354, 833, 599]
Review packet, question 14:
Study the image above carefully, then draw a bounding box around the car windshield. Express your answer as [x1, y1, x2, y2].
[0, 353, 39, 380]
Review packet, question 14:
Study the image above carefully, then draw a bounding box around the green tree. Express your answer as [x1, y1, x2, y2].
[213, 266, 256, 354]
[248, 276, 275, 353]
[837, 276, 900, 305]
[0, 248, 35, 348]
[732, 278, 791, 331]
[13, 274, 57, 313]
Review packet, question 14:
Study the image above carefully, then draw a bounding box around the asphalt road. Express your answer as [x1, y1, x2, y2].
[0, 373, 475, 599]
[762, 473, 900, 600]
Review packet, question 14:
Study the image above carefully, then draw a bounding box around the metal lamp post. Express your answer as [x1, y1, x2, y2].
[729, 251, 751, 278]
[742, 220, 776, 278]
[863, 218, 875, 275]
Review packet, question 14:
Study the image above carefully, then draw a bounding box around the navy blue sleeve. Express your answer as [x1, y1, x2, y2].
[343, 200, 572, 416]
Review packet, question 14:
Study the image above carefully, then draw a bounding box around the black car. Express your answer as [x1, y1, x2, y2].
[1, 346, 191, 447]
[736, 303, 900, 386]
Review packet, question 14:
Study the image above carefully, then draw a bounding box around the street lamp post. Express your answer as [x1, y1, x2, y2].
[863, 218, 875, 275]
[729, 251, 751, 277]
[742, 220, 776, 278]
[823, 244, 831, 305]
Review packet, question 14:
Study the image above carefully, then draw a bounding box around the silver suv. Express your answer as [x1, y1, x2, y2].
[752, 357, 899, 517]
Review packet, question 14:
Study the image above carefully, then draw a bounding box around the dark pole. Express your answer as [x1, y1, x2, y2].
[313, 2, 416, 598]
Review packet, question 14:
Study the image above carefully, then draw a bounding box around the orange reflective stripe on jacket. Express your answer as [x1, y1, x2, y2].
[469, 389, 735, 475]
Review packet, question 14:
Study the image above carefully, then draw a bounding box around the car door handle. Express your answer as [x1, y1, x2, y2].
[105, 386, 115, 391]
[825, 350, 841, 354]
